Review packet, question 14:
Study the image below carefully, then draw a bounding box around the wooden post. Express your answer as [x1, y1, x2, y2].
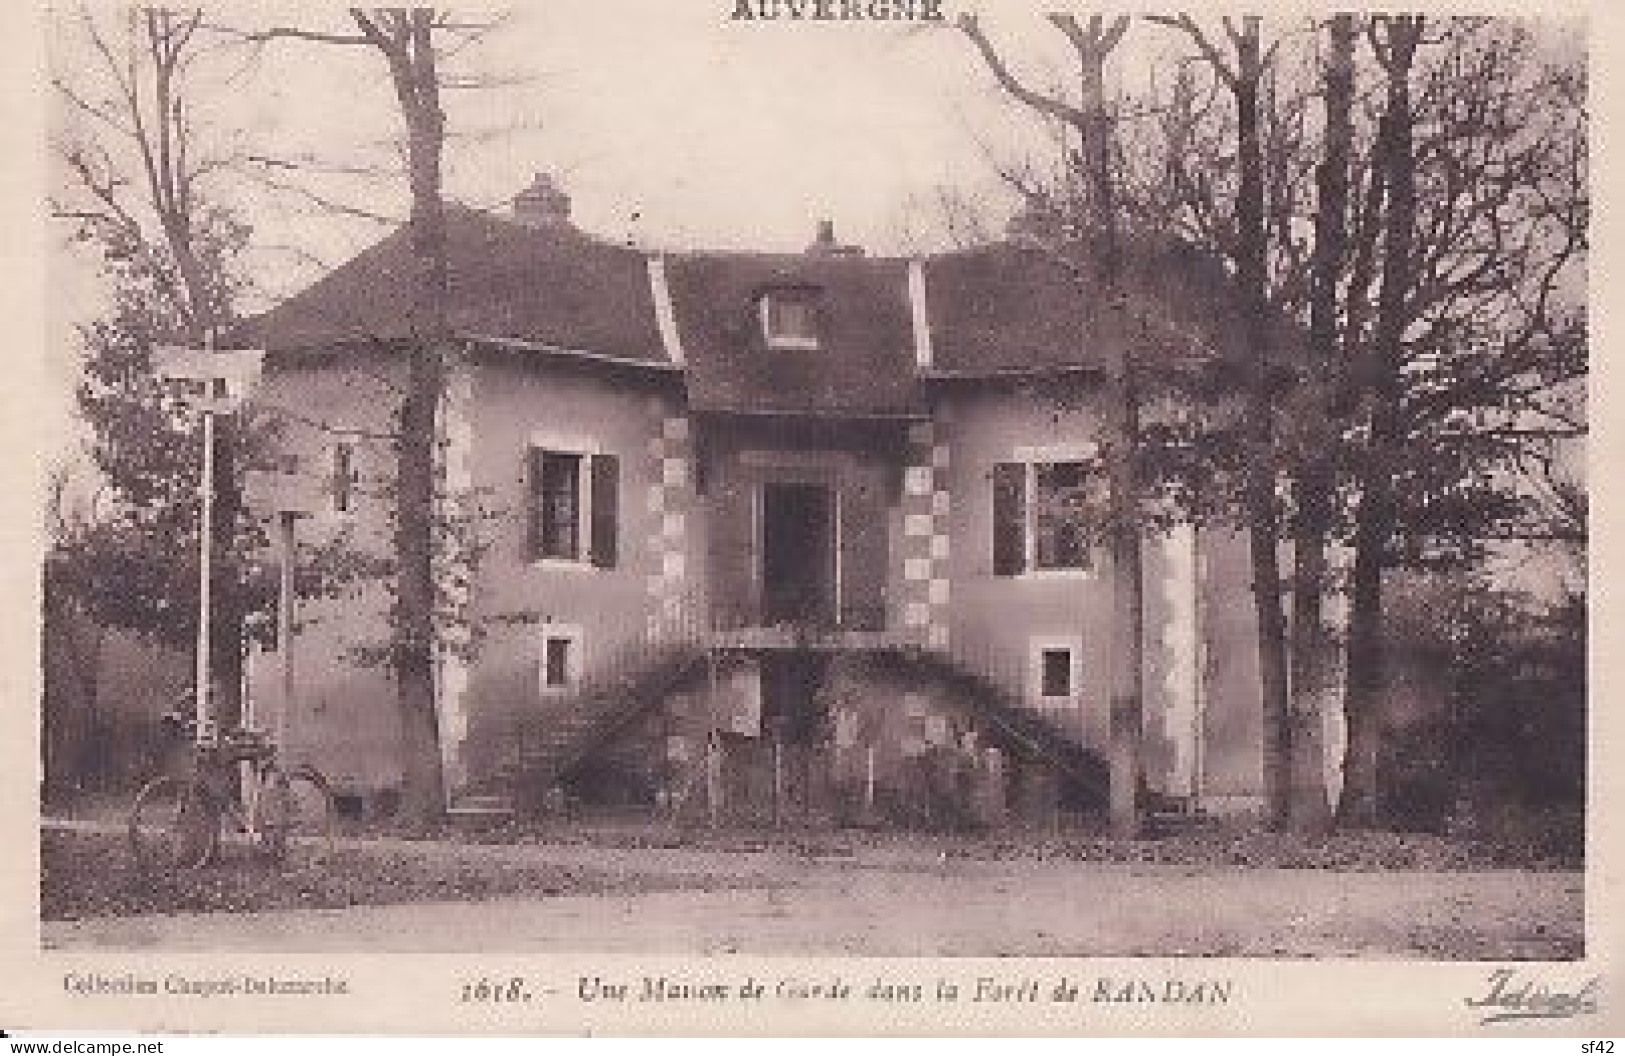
[277, 511, 297, 751]
[194, 407, 215, 745]
[706, 733, 722, 829]
[864, 744, 876, 816]
[772, 735, 784, 830]
[706, 651, 722, 829]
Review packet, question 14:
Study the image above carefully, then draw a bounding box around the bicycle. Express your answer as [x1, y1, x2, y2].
[128, 712, 335, 872]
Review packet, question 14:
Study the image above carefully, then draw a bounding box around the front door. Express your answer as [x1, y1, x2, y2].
[760, 481, 836, 627]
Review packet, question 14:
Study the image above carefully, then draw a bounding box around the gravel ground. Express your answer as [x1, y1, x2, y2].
[47, 794, 1583, 871]
[40, 827, 754, 922]
[41, 803, 1583, 927]
[43, 827, 1584, 958]
[326, 815, 1585, 872]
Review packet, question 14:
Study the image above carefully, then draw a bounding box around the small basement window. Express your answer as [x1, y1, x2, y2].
[759, 288, 822, 350]
[538, 626, 583, 695]
[1041, 647, 1073, 698]
[543, 637, 571, 688]
[1029, 638, 1083, 706]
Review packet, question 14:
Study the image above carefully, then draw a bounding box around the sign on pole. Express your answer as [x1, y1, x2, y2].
[151, 345, 265, 413]
[243, 467, 324, 517]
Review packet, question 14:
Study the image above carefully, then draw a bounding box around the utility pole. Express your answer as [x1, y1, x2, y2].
[152, 341, 265, 747]
[195, 401, 216, 744]
[276, 510, 300, 750]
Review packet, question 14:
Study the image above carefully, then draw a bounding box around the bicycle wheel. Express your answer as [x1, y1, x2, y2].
[259, 765, 335, 868]
[129, 776, 218, 872]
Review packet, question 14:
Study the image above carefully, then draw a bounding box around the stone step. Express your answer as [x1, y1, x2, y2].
[446, 793, 516, 816]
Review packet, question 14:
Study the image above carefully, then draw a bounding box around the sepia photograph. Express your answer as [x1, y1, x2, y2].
[15, 0, 1600, 1035]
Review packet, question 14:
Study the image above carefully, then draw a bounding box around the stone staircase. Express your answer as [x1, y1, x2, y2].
[455, 631, 1112, 821]
[885, 646, 1112, 809]
[486, 643, 710, 810]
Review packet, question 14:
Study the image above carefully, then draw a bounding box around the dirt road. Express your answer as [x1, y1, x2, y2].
[43, 845, 1583, 959]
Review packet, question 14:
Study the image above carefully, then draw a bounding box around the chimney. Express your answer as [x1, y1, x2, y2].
[513, 172, 572, 229]
[805, 218, 863, 257]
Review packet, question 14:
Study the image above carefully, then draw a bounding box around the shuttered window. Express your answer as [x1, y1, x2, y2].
[527, 447, 619, 567]
[589, 453, 619, 568]
[992, 461, 1027, 576]
[331, 440, 357, 513]
[993, 457, 1103, 575]
[1034, 460, 1095, 570]
[538, 450, 581, 560]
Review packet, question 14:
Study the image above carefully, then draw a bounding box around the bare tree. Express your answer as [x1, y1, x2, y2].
[1285, 14, 1357, 835]
[955, 14, 1585, 832]
[52, 6, 250, 727]
[958, 12, 1145, 836]
[1336, 16, 1425, 828]
[244, 8, 480, 821]
[1336, 17, 1587, 825]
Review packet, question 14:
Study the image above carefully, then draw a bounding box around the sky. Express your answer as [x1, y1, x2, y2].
[47, 5, 1587, 299]
[42, 5, 1588, 467]
[193, 2, 1074, 283]
[42, 2, 1094, 461]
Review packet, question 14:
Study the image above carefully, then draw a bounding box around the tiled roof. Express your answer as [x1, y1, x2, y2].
[243, 205, 1270, 409]
[922, 237, 1253, 378]
[663, 251, 919, 417]
[241, 205, 666, 363]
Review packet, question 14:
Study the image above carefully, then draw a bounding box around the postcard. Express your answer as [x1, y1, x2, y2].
[4, 0, 1610, 1037]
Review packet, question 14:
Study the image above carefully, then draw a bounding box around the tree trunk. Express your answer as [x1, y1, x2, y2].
[957, 12, 1141, 834]
[1231, 27, 1293, 831]
[373, 11, 452, 822]
[1108, 365, 1144, 837]
[209, 417, 244, 729]
[395, 336, 445, 821]
[1340, 17, 1422, 828]
[1287, 14, 1356, 834]
[1079, 28, 1143, 839]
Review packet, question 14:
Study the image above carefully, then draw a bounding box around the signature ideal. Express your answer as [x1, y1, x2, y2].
[1466, 968, 1601, 1025]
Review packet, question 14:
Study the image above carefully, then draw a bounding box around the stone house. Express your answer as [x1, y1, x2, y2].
[238, 174, 1284, 827]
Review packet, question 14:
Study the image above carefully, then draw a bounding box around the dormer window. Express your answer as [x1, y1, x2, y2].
[759, 288, 822, 350]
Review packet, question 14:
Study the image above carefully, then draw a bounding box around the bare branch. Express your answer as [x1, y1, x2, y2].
[440, 73, 532, 91]
[957, 14, 1088, 131]
[211, 24, 376, 46]
[1102, 15, 1131, 54]
[56, 140, 146, 241]
[240, 168, 403, 226]
[435, 11, 515, 60]
[1047, 12, 1131, 65]
[348, 9, 393, 50]
[52, 79, 136, 137]
[1147, 14, 1239, 88]
[246, 151, 401, 179]
[259, 402, 400, 442]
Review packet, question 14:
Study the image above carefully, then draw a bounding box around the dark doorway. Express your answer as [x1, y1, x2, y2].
[761, 482, 836, 626]
[723, 653, 834, 827]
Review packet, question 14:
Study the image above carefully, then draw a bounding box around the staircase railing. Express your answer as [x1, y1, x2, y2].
[942, 628, 1099, 750]
[890, 638, 1110, 805]
[485, 590, 1108, 812]
[486, 587, 711, 798]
